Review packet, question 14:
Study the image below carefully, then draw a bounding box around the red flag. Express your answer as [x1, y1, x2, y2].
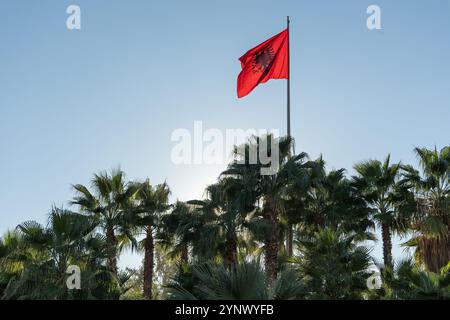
[237, 29, 289, 98]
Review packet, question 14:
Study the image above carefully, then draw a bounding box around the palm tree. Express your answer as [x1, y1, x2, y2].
[222, 134, 312, 282]
[401, 146, 450, 272]
[133, 180, 170, 300]
[0, 230, 25, 297]
[352, 155, 405, 268]
[160, 200, 219, 263]
[293, 228, 373, 299]
[301, 159, 373, 236]
[1, 207, 117, 299]
[159, 201, 192, 263]
[381, 258, 450, 300]
[71, 168, 139, 274]
[185, 183, 225, 262]
[282, 161, 315, 257]
[187, 177, 257, 267]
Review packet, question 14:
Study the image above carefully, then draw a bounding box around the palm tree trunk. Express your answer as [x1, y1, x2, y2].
[286, 224, 293, 257]
[419, 202, 449, 272]
[381, 222, 393, 268]
[143, 228, 154, 300]
[106, 226, 118, 274]
[419, 234, 450, 273]
[180, 245, 188, 263]
[59, 260, 68, 300]
[263, 197, 279, 283]
[314, 214, 325, 229]
[224, 231, 237, 267]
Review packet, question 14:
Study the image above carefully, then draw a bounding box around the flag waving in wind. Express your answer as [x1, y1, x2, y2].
[237, 28, 289, 98]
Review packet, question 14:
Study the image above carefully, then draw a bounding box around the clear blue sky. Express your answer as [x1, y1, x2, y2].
[1, 0, 449, 268]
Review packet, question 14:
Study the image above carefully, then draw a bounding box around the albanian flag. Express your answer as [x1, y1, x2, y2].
[237, 28, 289, 98]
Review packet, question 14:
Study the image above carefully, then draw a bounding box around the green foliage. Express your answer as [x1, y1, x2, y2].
[0, 208, 124, 299]
[292, 229, 373, 299]
[400, 146, 450, 272]
[166, 260, 306, 300]
[1, 141, 449, 300]
[379, 259, 450, 299]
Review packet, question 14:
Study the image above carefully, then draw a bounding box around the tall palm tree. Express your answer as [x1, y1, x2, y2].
[71, 168, 139, 274]
[222, 134, 312, 282]
[185, 183, 225, 261]
[401, 146, 450, 272]
[302, 159, 373, 236]
[282, 161, 315, 257]
[352, 155, 405, 268]
[133, 180, 170, 300]
[220, 177, 259, 266]
[159, 201, 192, 263]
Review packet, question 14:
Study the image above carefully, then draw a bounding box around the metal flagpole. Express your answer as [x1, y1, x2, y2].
[286, 16, 295, 257]
[287, 16, 291, 140]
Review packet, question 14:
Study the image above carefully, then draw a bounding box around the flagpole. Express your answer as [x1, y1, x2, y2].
[287, 16, 291, 140]
[286, 16, 294, 257]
